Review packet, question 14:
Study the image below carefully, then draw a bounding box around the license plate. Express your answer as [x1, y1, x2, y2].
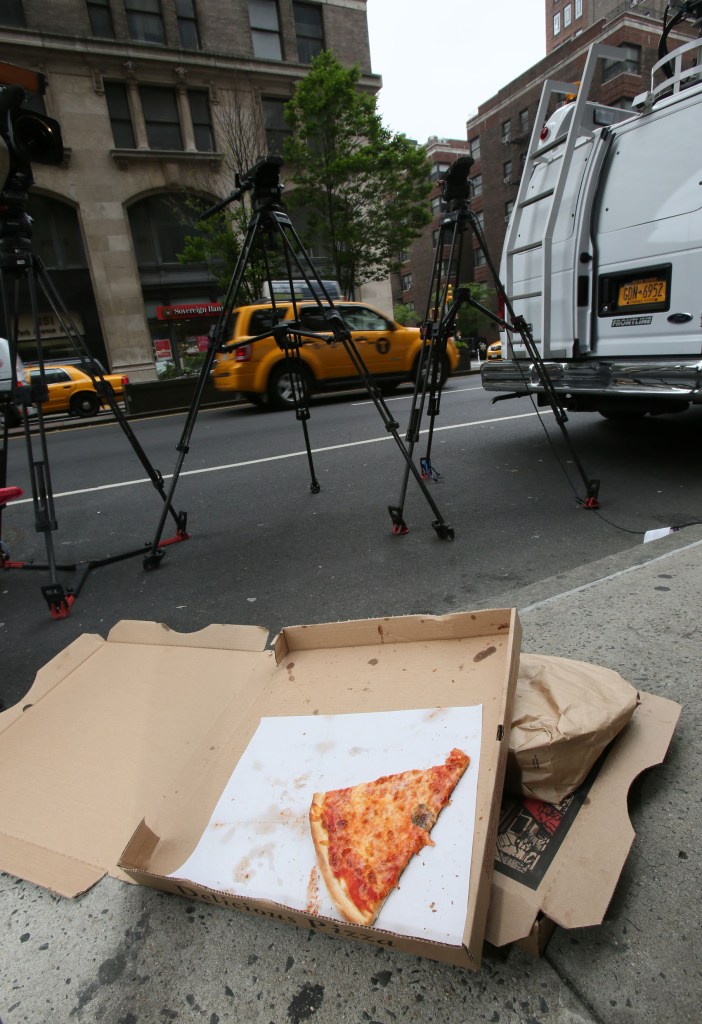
[618, 278, 667, 307]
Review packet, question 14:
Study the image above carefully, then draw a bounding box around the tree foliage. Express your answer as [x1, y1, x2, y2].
[283, 51, 432, 297]
[177, 81, 272, 303]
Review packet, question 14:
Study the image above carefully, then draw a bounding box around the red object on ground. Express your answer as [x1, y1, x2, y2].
[0, 487, 23, 506]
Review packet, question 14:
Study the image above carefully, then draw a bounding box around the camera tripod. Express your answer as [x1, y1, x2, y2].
[390, 157, 600, 530]
[0, 167, 188, 617]
[146, 157, 454, 566]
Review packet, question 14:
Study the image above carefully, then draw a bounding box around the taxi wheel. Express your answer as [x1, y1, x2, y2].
[267, 362, 312, 411]
[71, 391, 100, 418]
[413, 353, 449, 389]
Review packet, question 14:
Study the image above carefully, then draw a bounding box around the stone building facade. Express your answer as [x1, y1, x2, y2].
[0, 0, 379, 378]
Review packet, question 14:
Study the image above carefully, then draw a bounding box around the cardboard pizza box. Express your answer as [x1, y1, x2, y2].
[485, 689, 681, 955]
[0, 610, 521, 971]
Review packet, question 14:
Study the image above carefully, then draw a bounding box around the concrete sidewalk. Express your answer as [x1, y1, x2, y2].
[1, 528, 700, 1024]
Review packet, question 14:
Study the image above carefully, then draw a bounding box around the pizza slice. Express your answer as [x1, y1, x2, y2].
[309, 748, 470, 927]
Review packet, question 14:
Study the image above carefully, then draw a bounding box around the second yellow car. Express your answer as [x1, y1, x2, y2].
[25, 363, 129, 417]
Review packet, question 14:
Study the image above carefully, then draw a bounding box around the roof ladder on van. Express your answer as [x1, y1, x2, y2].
[503, 44, 627, 356]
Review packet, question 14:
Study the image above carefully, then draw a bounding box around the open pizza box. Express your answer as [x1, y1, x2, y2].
[0, 610, 521, 971]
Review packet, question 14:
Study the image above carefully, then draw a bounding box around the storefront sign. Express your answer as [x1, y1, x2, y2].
[156, 303, 223, 321]
[153, 338, 173, 360]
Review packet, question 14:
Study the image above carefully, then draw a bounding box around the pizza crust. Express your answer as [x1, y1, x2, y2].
[309, 792, 375, 927]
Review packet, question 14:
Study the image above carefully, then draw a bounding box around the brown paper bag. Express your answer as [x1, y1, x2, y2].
[507, 653, 640, 803]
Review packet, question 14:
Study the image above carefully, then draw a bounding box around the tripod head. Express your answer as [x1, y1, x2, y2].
[200, 156, 285, 221]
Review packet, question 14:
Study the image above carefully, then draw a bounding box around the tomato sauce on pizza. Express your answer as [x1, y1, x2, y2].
[309, 748, 470, 926]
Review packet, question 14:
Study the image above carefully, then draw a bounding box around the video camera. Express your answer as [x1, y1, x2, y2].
[440, 155, 474, 209]
[0, 62, 63, 190]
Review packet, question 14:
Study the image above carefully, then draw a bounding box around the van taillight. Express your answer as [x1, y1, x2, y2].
[121, 375, 129, 385]
[497, 291, 506, 321]
[235, 344, 252, 362]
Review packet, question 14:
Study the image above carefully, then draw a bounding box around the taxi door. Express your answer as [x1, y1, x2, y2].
[330, 304, 398, 377]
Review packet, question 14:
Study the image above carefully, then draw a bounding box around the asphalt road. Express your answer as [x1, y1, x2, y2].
[2, 378, 701, 710]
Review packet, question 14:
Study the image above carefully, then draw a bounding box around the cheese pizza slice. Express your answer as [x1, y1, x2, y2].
[309, 748, 470, 927]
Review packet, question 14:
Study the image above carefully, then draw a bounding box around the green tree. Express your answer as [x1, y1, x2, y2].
[283, 51, 432, 298]
[454, 282, 498, 342]
[393, 303, 421, 326]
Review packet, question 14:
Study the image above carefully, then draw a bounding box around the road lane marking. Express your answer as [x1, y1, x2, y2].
[352, 384, 483, 405]
[8, 409, 550, 503]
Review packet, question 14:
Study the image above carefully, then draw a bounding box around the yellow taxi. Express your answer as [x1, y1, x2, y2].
[25, 362, 129, 417]
[211, 301, 460, 409]
[486, 340, 502, 360]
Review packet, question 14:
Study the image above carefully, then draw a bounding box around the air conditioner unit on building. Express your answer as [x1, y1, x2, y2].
[503, 175, 512, 185]
[502, 134, 512, 144]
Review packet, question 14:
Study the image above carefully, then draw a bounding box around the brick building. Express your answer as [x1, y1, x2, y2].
[0, 1, 380, 378]
[393, 3, 692, 340]
[391, 136, 473, 319]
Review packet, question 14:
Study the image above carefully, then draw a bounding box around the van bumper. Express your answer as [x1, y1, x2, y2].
[481, 358, 702, 404]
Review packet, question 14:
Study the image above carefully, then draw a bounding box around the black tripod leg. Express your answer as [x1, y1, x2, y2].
[264, 239, 320, 494]
[144, 337, 219, 568]
[267, 214, 453, 537]
[32, 260, 189, 535]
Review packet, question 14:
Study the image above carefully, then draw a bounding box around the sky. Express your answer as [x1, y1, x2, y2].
[366, 0, 547, 143]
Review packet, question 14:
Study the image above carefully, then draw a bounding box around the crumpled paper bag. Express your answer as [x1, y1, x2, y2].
[507, 653, 640, 803]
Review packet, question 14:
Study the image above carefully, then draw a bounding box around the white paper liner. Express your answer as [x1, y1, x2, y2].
[169, 705, 482, 943]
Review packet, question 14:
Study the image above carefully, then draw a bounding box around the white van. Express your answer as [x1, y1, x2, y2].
[0, 337, 32, 426]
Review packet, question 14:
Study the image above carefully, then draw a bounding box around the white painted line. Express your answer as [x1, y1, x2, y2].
[520, 536, 702, 613]
[352, 384, 484, 405]
[8, 409, 546, 504]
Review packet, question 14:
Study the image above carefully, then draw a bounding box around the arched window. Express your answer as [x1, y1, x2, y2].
[128, 193, 207, 267]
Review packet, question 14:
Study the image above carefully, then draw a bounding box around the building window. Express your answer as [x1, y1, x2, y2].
[501, 119, 511, 142]
[503, 159, 513, 182]
[294, 2, 324, 63]
[474, 210, 484, 230]
[129, 193, 205, 266]
[262, 97, 290, 156]
[475, 247, 486, 267]
[140, 86, 183, 149]
[188, 89, 213, 150]
[518, 108, 529, 134]
[432, 229, 441, 248]
[603, 44, 641, 82]
[401, 273, 412, 291]
[469, 136, 480, 160]
[505, 199, 514, 222]
[430, 161, 450, 182]
[0, 1, 26, 27]
[125, 0, 165, 44]
[105, 82, 137, 148]
[250, 0, 282, 60]
[176, 0, 201, 50]
[28, 195, 88, 270]
[575, 0, 582, 17]
[553, 12, 561, 35]
[564, 4, 572, 28]
[430, 195, 444, 215]
[470, 174, 482, 197]
[86, 0, 114, 37]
